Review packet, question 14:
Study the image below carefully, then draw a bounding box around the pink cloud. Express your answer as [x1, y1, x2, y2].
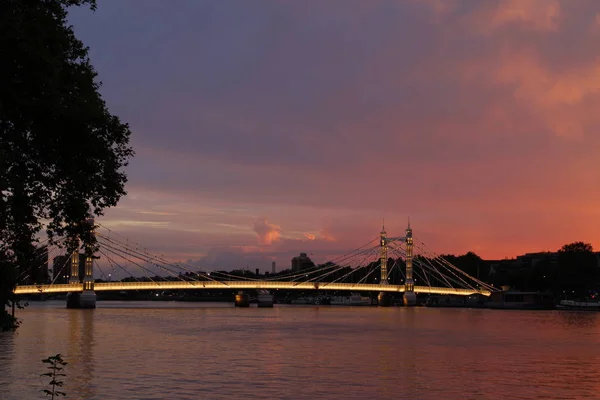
[319, 226, 336, 242]
[303, 233, 316, 240]
[482, 0, 562, 32]
[253, 217, 281, 245]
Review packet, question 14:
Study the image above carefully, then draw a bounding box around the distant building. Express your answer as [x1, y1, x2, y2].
[496, 250, 600, 270]
[291, 253, 314, 272]
[52, 253, 86, 284]
[516, 252, 559, 267]
[52, 255, 70, 283]
[271, 261, 276, 274]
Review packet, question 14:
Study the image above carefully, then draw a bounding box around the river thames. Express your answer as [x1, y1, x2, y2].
[1, 301, 599, 399]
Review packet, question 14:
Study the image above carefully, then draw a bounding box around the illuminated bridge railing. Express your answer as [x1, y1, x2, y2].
[13, 281, 491, 296]
[13, 283, 81, 294]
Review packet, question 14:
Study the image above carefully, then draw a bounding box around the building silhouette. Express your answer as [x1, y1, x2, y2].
[291, 253, 314, 272]
[52, 253, 87, 284]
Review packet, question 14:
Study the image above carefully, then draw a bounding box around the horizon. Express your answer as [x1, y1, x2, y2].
[42, 226, 597, 275]
[64, 1, 599, 270]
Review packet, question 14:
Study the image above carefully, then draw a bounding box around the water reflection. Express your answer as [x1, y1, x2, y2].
[557, 310, 598, 327]
[67, 309, 95, 399]
[3, 302, 600, 399]
[256, 308, 284, 378]
[0, 329, 16, 391]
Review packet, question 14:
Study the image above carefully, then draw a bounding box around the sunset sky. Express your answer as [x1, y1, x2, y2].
[68, 0, 600, 271]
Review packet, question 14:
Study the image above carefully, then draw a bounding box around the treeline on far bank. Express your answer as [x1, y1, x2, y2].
[442, 241, 599, 299]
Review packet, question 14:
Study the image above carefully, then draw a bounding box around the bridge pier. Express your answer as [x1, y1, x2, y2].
[234, 291, 250, 307]
[65, 291, 97, 309]
[403, 290, 416, 306]
[66, 292, 81, 309]
[377, 292, 392, 307]
[79, 290, 97, 309]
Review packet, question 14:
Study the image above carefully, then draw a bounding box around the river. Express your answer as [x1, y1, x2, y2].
[1, 301, 599, 399]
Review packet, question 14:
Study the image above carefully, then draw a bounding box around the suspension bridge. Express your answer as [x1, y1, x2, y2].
[13, 220, 498, 308]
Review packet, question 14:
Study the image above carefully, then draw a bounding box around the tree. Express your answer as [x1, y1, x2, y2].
[557, 242, 598, 298]
[441, 252, 486, 281]
[559, 242, 594, 254]
[0, 0, 133, 329]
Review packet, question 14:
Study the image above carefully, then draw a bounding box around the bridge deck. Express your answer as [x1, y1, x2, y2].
[13, 281, 491, 296]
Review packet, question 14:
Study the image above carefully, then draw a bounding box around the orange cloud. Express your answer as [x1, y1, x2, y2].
[319, 227, 336, 242]
[476, 52, 600, 139]
[303, 233, 316, 240]
[253, 217, 281, 245]
[411, 8, 600, 140]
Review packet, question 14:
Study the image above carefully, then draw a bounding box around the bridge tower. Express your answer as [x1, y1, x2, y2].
[69, 246, 79, 284]
[66, 239, 82, 308]
[377, 222, 392, 306]
[66, 219, 97, 309]
[403, 220, 416, 306]
[79, 218, 97, 308]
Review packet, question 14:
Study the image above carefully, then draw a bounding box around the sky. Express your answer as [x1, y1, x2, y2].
[67, 0, 600, 271]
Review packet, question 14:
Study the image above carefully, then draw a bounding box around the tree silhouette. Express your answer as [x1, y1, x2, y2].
[0, 0, 133, 328]
[557, 242, 598, 297]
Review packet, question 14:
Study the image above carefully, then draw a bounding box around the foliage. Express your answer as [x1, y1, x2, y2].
[0, 0, 133, 324]
[441, 252, 485, 281]
[557, 242, 597, 296]
[41, 354, 68, 399]
[559, 242, 594, 253]
[478, 242, 598, 297]
[0, 254, 20, 330]
[0, 309, 20, 332]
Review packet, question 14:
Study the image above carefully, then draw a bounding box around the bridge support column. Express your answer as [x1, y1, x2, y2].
[378, 224, 392, 307]
[235, 291, 250, 307]
[403, 291, 416, 306]
[377, 292, 392, 307]
[66, 292, 81, 309]
[403, 221, 417, 306]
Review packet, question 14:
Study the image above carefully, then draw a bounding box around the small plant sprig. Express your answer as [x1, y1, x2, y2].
[41, 354, 68, 399]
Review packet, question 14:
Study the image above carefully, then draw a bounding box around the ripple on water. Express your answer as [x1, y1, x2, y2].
[1, 302, 600, 399]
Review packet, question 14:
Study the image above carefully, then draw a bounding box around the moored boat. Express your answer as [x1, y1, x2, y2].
[558, 300, 600, 311]
[329, 293, 370, 306]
